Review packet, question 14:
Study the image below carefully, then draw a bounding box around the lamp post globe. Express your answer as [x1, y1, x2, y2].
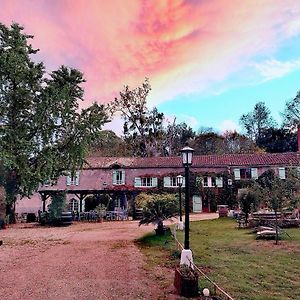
[179, 145, 194, 267]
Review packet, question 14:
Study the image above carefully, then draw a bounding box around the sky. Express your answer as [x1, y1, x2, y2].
[1, 0, 300, 135]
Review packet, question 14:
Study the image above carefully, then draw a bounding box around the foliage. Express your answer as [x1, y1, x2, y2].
[89, 130, 130, 157]
[109, 79, 165, 156]
[190, 130, 259, 155]
[282, 90, 300, 129]
[0, 23, 109, 218]
[256, 127, 297, 153]
[250, 169, 300, 244]
[94, 203, 107, 218]
[238, 191, 258, 224]
[164, 121, 195, 156]
[178, 264, 198, 280]
[48, 192, 67, 225]
[138, 193, 179, 234]
[239, 101, 276, 141]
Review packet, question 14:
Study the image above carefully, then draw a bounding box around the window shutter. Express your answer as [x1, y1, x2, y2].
[251, 168, 258, 180]
[122, 170, 125, 184]
[66, 173, 71, 186]
[134, 177, 141, 187]
[75, 171, 80, 186]
[112, 171, 117, 185]
[234, 169, 240, 180]
[164, 177, 171, 187]
[182, 177, 186, 187]
[152, 177, 158, 187]
[216, 177, 223, 187]
[279, 167, 286, 179]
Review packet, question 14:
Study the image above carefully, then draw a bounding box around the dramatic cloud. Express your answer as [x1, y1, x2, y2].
[1, 0, 300, 108]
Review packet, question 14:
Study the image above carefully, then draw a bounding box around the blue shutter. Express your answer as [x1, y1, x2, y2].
[164, 177, 171, 187]
[251, 168, 258, 180]
[134, 177, 141, 187]
[152, 177, 158, 187]
[234, 169, 240, 180]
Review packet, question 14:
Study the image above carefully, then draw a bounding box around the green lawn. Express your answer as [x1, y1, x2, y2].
[137, 218, 300, 300]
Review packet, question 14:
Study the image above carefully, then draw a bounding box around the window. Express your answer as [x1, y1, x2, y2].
[240, 168, 251, 179]
[278, 167, 286, 179]
[202, 176, 223, 188]
[134, 177, 158, 187]
[69, 198, 79, 211]
[234, 168, 258, 180]
[112, 170, 125, 185]
[66, 171, 80, 186]
[141, 178, 153, 187]
[163, 176, 185, 187]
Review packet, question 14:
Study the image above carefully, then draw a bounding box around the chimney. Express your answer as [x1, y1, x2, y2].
[298, 124, 300, 152]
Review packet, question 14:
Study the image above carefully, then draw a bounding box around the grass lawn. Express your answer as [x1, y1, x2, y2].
[137, 218, 300, 300]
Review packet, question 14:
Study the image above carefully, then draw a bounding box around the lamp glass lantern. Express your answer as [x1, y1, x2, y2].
[180, 146, 194, 166]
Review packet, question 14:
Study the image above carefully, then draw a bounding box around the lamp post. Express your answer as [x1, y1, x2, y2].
[176, 175, 184, 230]
[180, 145, 194, 266]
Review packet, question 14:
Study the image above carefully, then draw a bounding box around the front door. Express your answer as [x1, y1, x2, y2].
[192, 195, 202, 212]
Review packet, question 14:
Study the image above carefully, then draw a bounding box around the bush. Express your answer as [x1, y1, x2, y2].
[48, 192, 67, 225]
[138, 193, 179, 235]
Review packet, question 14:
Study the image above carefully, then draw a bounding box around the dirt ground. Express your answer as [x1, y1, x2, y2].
[0, 213, 218, 300]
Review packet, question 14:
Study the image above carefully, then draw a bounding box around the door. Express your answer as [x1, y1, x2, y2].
[192, 195, 202, 212]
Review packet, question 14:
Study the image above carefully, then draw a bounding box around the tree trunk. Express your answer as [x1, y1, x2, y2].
[4, 170, 18, 224]
[156, 220, 165, 235]
[275, 210, 278, 245]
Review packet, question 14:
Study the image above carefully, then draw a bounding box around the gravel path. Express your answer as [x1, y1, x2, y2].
[0, 213, 218, 300]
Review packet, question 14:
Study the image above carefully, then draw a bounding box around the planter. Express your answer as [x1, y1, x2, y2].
[174, 266, 199, 298]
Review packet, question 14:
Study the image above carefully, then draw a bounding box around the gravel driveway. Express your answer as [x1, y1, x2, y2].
[0, 213, 218, 300]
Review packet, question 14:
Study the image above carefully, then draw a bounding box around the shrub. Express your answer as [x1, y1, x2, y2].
[48, 192, 67, 225]
[138, 193, 179, 235]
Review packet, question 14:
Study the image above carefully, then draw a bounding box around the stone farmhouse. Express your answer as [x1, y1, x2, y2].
[16, 152, 300, 216]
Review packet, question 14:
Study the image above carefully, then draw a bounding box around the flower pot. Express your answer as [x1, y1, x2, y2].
[174, 266, 199, 298]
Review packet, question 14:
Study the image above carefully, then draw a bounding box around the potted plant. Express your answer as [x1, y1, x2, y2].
[174, 264, 199, 297]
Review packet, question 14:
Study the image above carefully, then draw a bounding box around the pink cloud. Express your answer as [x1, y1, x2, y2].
[1, 0, 300, 107]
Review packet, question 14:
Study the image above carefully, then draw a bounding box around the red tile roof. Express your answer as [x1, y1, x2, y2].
[85, 152, 300, 169]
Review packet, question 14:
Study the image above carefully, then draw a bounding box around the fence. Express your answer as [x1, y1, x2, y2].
[172, 227, 235, 300]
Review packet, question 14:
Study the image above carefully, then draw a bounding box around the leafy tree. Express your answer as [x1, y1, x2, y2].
[256, 127, 297, 153]
[164, 121, 195, 156]
[239, 102, 276, 141]
[138, 193, 179, 235]
[222, 131, 259, 154]
[191, 131, 224, 155]
[252, 169, 299, 244]
[89, 130, 130, 157]
[0, 23, 109, 220]
[239, 191, 258, 225]
[282, 90, 300, 129]
[109, 79, 165, 157]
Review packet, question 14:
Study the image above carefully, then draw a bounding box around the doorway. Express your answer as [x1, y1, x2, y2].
[192, 195, 202, 212]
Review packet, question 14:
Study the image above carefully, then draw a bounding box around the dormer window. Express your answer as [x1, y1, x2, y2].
[112, 170, 125, 185]
[66, 171, 80, 186]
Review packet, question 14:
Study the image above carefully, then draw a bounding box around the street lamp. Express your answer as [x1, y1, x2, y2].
[180, 145, 194, 266]
[176, 175, 184, 230]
